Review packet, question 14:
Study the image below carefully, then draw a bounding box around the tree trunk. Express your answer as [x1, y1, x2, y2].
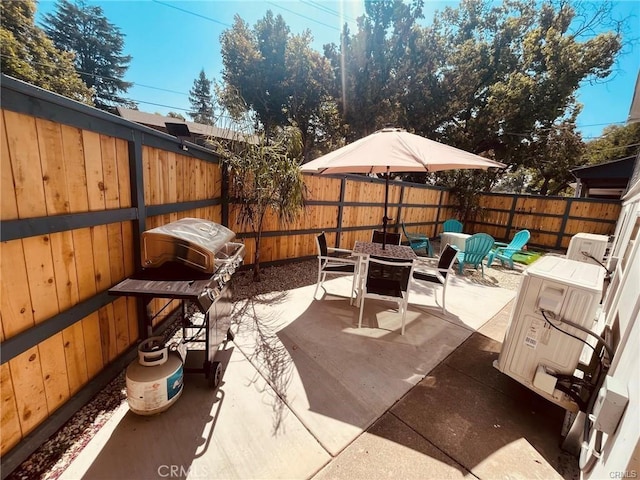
[252, 234, 261, 281]
[539, 177, 550, 196]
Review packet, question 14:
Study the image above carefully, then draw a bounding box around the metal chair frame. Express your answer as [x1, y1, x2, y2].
[410, 244, 458, 314]
[401, 222, 433, 257]
[314, 232, 359, 303]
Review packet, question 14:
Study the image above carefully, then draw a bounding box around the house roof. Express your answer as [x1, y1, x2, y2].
[116, 107, 256, 143]
[571, 156, 636, 180]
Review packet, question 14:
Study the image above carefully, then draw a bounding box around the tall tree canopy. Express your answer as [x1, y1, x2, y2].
[0, 0, 93, 103]
[41, 0, 134, 111]
[326, 0, 622, 195]
[219, 11, 338, 158]
[188, 69, 215, 125]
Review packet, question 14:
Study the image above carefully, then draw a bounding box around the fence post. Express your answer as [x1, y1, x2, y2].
[336, 176, 346, 248]
[505, 194, 519, 240]
[128, 132, 148, 338]
[434, 190, 444, 237]
[396, 184, 405, 233]
[556, 198, 574, 250]
[221, 160, 229, 228]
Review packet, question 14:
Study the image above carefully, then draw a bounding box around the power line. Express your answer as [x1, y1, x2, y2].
[300, 0, 358, 23]
[2, 60, 631, 140]
[150, 0, 232, 28]
[265, 1, 341, 31]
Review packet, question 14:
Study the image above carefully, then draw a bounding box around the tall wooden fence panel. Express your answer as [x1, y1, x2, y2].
[468, 193, 621, 250]
[0, 76, 224, 474]
[1, 109, 138, 456]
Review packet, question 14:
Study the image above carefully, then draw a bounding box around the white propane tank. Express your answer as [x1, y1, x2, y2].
[126, 337, 184, 415]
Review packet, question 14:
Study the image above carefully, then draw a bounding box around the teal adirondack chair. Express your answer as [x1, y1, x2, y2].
[401, 222, 433, 256]
[442, 219, 463, 233]
[455, 233, 495, 277]
[487, 230, 531, 269]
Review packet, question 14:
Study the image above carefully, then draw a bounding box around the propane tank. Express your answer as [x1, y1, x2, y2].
[126, 337, 184, 415]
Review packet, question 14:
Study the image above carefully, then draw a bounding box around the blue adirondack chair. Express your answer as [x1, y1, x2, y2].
[442, 219, 463, 233]
[486, 230, 531, 269]
[401, 222, 433, 256]
[455, 233, 495, 277]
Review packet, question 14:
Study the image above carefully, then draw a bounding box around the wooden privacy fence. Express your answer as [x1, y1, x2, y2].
[0, 75, 621, 474]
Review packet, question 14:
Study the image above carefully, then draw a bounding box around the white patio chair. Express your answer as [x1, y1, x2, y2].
[357, 255, 416, 335]
[410, 244, 458, 314]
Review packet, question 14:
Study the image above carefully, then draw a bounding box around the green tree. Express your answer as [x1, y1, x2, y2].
[188, 69, 215, 125]
[41, 0, 134, 111]
[583, 123, 640, 164]
[329, 0, 622, 198]
[219, 10, 338, 156]
[220, 12, 289, 135]
[419, 0, 620, 164]
[324, 0, 425, 139]
[526, 121, 587, 196]
[0, 0, 93, 104]
[209, 124, 307, 280]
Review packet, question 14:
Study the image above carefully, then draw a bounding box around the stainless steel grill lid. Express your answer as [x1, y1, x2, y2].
[141, 218, 238, 273]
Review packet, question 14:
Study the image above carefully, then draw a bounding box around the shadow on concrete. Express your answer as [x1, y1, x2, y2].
[75, 345, 234, 480]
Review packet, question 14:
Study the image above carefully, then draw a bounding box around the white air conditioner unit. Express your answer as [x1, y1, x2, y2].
[566, 233, 609, 265]
[494, 256, 605, 407]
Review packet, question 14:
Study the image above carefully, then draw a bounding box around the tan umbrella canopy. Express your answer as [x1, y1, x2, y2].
[300, 127, 506, 248]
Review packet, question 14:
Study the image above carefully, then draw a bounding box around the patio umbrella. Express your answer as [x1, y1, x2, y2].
[300, 127, 506, 248]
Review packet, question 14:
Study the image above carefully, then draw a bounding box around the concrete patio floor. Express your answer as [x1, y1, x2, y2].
[59, 274, 579, 479]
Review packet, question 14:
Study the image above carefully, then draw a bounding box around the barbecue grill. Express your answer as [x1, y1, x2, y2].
[109, 218, 245, 388]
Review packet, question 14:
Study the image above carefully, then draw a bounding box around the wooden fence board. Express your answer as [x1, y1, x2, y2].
[9, 347, 47, 436]
[107, 223, 125, 285]
[36, 118, 70, 216]
[22, 235, 59, 323]
[81, 312, 104, 379]
[167, 151, 178, 204]
[126, 297, 139, 349]
[1, 111, 18, 220]
[4, 111, 47, 218]
[50, 231, 80, 311]
[62, 322, 88, 395]
[98, 305, 117, 364]
[39, 333, 70, 413]
[142, 147, 152, 205]
[72, 228, 98, 302]
[82, 131, 106, 211]
[60, 125, 90, 213]
[100, 134, 120, 209]
[115, 138, 131, 208]
[302, 174, 342, 201]
[91, 225, 112, 292]
[157, 149, 169, 204]
[122, 221, 135, 277]
[112, 297, 130, 355]
[0, 240, 34, 338]
[1, 363, 21, 455]
[175, 154, 185, 203]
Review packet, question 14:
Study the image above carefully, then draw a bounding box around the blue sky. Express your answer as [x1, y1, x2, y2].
[35, 0, 640, 141]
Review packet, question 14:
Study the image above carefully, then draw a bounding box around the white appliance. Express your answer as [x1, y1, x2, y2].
[566, 233, 609, 266]
[494, 256, 605, 407]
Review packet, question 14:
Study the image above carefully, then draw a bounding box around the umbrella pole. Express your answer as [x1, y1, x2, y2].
[382, 168, 390, 250]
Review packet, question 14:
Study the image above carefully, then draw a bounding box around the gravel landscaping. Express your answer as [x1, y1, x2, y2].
[7, 248, 537, 480]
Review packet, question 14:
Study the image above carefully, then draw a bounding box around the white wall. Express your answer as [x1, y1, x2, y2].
[584, 179, 640, 479]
